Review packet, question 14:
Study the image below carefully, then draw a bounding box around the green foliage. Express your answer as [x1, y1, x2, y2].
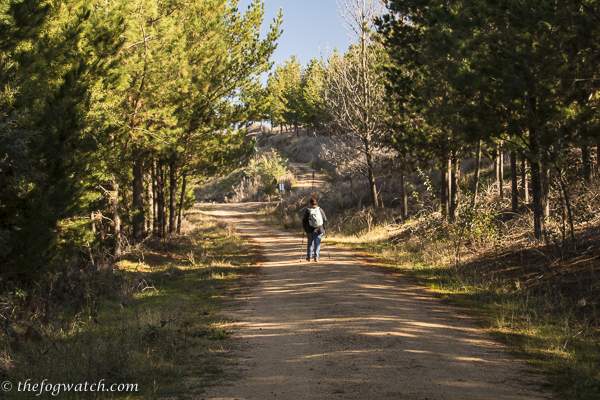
[0, 0, 282, 279]
[245, 149, 288, 194]
[378, 0, 600, 238]
[0, 0, 125, 278]
[416, 168, 435, 200]
[266, 55, 327, 134]
[183, 185, 196, 211]
[299, 58, 327, 132]
[267, 56, 302, 129]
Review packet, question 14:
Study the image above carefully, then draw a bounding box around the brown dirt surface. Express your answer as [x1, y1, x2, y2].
[200, 202, 553, 400]
[288, 162, 326, 190]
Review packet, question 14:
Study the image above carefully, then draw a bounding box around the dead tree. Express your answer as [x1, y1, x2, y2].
[325, 0, 388, 208]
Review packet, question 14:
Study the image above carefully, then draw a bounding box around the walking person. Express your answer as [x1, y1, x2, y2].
[303, 197, 327, 262]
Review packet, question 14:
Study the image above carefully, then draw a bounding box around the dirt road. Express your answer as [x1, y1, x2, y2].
[288, 162, 326, 189]
[201, 203, 551, 400]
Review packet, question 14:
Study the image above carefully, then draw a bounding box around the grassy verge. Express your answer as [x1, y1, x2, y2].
[256, 197, 599, 400]
[6, 206, 255, 399]
[325, 225, 599, 400]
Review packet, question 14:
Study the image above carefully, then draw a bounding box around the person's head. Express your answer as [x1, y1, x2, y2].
[309, 197, 318, 207]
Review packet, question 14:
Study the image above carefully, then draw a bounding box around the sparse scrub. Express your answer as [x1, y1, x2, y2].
[231, 176, 264, 203]
[195, 170, 247, 203]
[196, 149, 295, 204]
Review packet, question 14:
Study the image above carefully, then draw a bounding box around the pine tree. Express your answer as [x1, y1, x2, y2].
[0, 0, 124, 277]
[379, 0, 600, 238]
[300, 58, 327, 135]
[98, 0, 282, 241]
[0, 0, 283, 275]
[268, 56, 302, 134]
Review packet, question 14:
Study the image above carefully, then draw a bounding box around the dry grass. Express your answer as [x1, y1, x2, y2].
[322, 203, 600, 399]
[0, 206, 256, 399]
[196, 149, 296, 204]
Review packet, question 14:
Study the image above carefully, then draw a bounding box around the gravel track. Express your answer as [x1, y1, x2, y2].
[200, 202, 552, 400]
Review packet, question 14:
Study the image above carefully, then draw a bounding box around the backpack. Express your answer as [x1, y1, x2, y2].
[308, 207, 323, 228]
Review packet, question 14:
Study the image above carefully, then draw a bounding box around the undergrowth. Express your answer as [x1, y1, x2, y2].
[195, 148, 295, 203]
[1, 206, 255, 399]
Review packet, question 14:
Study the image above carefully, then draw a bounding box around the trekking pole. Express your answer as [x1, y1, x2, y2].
[299, 233, 305, 261]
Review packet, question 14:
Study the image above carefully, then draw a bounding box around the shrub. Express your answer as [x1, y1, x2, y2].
[245, 149, 289, 194]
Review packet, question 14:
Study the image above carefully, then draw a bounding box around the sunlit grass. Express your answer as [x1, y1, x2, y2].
[328, 224, 392, 244]
[7, 205, 256, 399]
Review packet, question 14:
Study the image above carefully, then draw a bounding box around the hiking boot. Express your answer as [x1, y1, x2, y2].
[306, 257, 310, 261]
[314, 258, 318, 262]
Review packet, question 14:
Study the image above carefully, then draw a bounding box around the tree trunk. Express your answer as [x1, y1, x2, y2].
[177, 172, 187, 234]
[91, 212, 96, 235]
[494, 148, 499, 192]
[145, 172, 153, 237]
[364, 136, 379, 208]
[511, 150, 518, 213]
[542, 159, 550, 219]
[457, 162, 462, 210]
[111, 182, 121, 257]
[559, 174, 576, 245]
[450, 155, 457, 219]
[161, 163, 167, 238]
[169, 159, 177, 234]
[472, 140, 482, 205]
[399, 172, 407, 220]
[155, 161, 162, 237]
[499, 147, 504, 199]
[582, 145, 591, 183]
[441, 156, 448, 216]
[529, 96, 544, 239]
[155, 159, 166, 238]
[152, 159, 159, 236]
[132, 150, 144, 242]
[521, 154, 529, 203]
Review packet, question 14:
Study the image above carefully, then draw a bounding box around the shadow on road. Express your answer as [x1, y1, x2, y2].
[201, 203, 551, 400]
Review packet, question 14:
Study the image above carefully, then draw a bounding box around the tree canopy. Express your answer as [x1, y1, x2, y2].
[0, 0, 282, 278]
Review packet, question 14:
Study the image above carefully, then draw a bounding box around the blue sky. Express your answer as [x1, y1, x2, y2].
[238, 0, 352, 68]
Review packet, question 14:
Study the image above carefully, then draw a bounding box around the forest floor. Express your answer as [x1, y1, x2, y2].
[200, 166, 553, 400]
